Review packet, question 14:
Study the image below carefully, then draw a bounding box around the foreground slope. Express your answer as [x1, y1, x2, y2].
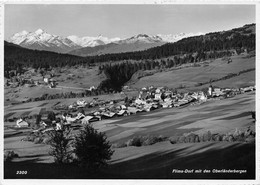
[4, 91, 255, 178]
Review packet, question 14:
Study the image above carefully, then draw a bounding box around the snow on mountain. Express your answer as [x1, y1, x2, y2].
[67, 35, 121, 47]
[118, 34, 163, 44]
[113, 32, 203, 45]
[10, 30, 30, 45]
[9, 29, 80, 53]
[8, 29, 204, 54]
[157, 32, 204, 43]
[68, 34, 166, 57]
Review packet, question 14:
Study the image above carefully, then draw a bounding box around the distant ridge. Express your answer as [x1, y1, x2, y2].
[8, 29, 203, 54]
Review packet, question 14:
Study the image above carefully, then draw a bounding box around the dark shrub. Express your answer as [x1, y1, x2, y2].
[73, 124, 114, 170]
[235, 134, 246, 142]
[222, 135, 229, 141]
[178, 136, 186, 143]
[228, 135, 235, 142]
[129, 136, 143, 147]
[245, 135, 255, 143]
[157, 135, 168, 142]
[215, 134, 223, 141]
[244, 127, 255, 137]
[202, 131, 212, 141]
[211, 134, 220, 141]
[185, 133, 197, 143]
[169, 136, 178, 144]
[251, 111, 255, 120]
[142, 136, 158, 146]
[194, 135, 200, 142]
[48, 127, 73, 164]
[4, 150, 19, 162]
[8, 118, 14, 122]
[126, 135, 168, 146]
[47, 111, 56, 121]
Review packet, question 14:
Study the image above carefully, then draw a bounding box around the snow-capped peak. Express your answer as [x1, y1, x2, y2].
[8, 29, 81, 53]
[20, 30, 29, 35]
[35, 29, 45, 35]
[122, 34, 162, 44]
[67, 35, 121, 47]
[12, 30, 28, 37]
[157, 32, 204, 43]
[8, 29, 205, 54]
[135, 34, 149, 38]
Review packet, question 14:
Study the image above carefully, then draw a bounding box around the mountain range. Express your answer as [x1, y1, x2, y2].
[8, 29, 203, 55]
[68, 34, 166, 56]
[5, 23, 255, 76]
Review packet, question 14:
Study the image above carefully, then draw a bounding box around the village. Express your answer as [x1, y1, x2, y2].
[15, 83, 256, 134]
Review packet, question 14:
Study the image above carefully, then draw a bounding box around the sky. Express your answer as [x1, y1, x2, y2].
[4, 4, 255, 39]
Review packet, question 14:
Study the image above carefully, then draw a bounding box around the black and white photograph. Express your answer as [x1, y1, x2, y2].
[1, 1, 258, 182]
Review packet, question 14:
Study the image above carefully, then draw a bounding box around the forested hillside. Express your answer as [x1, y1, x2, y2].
[5, 23, 255, 92]
[93, 23, 255, 62]
[4, 42, 89, 78]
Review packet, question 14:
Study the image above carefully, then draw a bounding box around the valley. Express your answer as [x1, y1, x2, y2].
[3, 23, 256, 179]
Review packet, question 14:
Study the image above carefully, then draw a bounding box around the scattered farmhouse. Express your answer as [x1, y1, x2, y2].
[16, 118, 29, 128]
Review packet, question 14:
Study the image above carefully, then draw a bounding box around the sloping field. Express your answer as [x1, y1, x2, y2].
[56, 66, 107, 88]
[131, 55, 255, 90]
[4, 92, 255, 158]
[4, 92, 137, 122]
[4, 92, 255, 178]
[102, 91, 255, 143]
[186, 71, 255, 92]
[4, 66, 107, 104]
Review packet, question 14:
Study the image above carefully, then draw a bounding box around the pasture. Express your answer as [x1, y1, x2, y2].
[131, 55, 255, 90]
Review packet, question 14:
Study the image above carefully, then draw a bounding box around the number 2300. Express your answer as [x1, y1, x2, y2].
[16, 171, 27, 175]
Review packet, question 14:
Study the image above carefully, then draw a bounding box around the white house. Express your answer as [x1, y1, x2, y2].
[66, 116, 77, 124]
[77, 99, 86, 106]
[81, 116, 101, 124]
[198, 92, 207, 101]
[117, 110, 128, 116]
[154, 93, 162, 100]
[43, 77, 49, 83]
[213, 87, 224, 97]
[56, 123, 62, 130]
[40, 121, 47, 128]
[155, 88, 161, 94]
[89, 86, 96, 91]
[208, 85, 213, 96]
[16, 118, 29, 128]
